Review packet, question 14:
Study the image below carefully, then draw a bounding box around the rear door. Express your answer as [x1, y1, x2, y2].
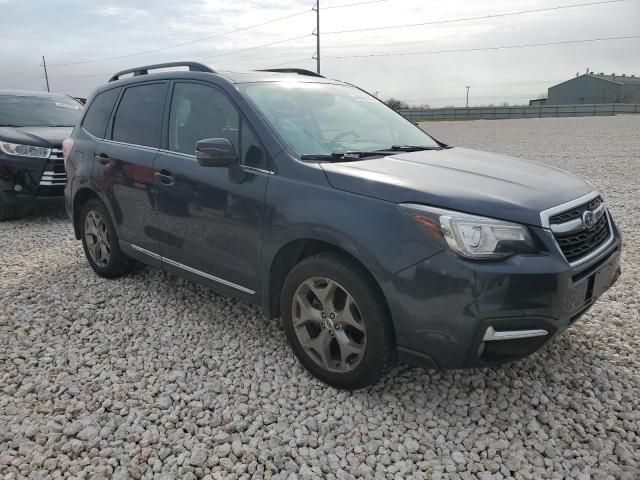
[93, 82, 168, 260]
[153, 81, 270, 296]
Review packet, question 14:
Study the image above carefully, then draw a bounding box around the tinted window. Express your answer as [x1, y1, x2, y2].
[112, 83, 166, 148]
[82, 88, 120, 138]
[0, 94, 83, 127]
[241, 122, 267, 170]
[168, 83, 239, 155]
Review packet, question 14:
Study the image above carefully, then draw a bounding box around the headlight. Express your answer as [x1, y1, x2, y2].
[0, 141, 51, 158]
[400, 204, 536, 259]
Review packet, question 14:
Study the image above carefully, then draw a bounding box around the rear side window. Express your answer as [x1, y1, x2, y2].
[112, 83, 167, 148]
[81, 88, 120, 138]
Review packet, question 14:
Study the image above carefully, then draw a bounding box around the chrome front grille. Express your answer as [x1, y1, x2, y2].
[545, 194, 613, 265]
[39, 149, 66, 186]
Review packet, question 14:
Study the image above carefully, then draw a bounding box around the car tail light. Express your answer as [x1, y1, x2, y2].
[62, 138, 74, 162]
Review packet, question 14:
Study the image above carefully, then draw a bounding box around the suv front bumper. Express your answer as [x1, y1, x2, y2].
[0, 154, 65, 208]
[387, 223, 622, 370]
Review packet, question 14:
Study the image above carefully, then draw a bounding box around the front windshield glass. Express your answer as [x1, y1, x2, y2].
[0, 94, 83, 127]
[240, 82, 439, 157]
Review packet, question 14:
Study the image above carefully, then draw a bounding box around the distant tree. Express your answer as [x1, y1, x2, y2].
[385, 98, 409, 110]
[412, 103, 431, 109]
[501, 101, 510, 107]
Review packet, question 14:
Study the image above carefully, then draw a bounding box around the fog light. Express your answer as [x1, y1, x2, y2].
[13, 184, 23, 192]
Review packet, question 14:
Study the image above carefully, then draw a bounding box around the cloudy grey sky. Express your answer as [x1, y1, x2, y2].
[1, 0, 639, 106]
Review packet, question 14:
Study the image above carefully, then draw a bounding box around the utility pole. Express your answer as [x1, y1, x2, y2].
[313, 0, 320, 74]
[42, 56, 50, 92]
[465, 86, 470, 107]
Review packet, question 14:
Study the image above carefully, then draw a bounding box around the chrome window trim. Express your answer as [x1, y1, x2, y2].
[127, 242, 255, 295]
[102, 138, 159, 152]
[81, 126, 102, 141]
[84, 129, 273, 174]
[82, 126, 160, 152]
[540, 192, 616, 268]
[157, 149, 273, 174]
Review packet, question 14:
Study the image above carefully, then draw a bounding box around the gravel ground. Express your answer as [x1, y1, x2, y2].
[1, 116, 639, 480]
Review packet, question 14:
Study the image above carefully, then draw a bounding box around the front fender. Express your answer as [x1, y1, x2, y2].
[261, 170, 443, 317]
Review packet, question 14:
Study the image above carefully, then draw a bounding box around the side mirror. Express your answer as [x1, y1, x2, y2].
[195, 138, 238, 167]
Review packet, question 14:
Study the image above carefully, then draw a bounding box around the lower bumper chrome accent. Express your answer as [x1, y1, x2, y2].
[483, 326, 549, 341]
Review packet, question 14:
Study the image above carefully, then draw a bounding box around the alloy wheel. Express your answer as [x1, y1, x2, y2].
[291, 277, 367, 373]
[84, 210, 111, 268]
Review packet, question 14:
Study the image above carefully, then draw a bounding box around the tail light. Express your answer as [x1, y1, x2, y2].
[62, 138, 74, 167]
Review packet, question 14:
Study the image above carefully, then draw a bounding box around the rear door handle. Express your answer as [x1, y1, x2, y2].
[155, 169, 175, 186]
[95, 153, 110, 165]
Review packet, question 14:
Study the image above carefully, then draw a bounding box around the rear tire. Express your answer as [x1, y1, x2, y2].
[280, 253, 395, 390]
[80, 199, 133, 278]
[0, 199, 17, 221]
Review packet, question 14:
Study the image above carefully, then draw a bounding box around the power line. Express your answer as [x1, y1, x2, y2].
[324, 0, 628, 34]
[263, 56, 315, 68]
[324, 34, 640, 59]
[48, 8, 314, 67]
[324, 0, 389, 9]
[44, 0, 388, 69]
[201, 33, 312, 60]
[0, 66, 41, 81]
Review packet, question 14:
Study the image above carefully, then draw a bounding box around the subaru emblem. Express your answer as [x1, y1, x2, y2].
[582, 210, 596, 229]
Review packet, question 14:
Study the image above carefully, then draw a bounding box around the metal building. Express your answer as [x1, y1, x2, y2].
[547, 72, 640, 105]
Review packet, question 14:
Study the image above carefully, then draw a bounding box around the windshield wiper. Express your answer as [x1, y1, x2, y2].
[300, 151, 383, 161]
[383, 145, 443, 152]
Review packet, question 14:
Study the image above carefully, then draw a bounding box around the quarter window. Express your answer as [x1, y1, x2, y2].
[240, 122, 267, 170]
[82, 88, 120, 138]
[112, 83, 167, 148]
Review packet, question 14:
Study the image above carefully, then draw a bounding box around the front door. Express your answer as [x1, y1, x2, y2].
[153, 81, 269, 296]
[93, 82, 168, 256]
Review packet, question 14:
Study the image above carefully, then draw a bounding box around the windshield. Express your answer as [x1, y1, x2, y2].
[0, 94, 83, 127]
[240, 82, 439, 158]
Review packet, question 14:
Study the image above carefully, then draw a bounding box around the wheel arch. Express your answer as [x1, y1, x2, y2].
[72, 188, 119, 240]
[263, 237, 392, 323]
[72, 188, 101, 239]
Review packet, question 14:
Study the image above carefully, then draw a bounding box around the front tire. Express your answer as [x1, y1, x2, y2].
[80, 199, 133, 278]
[280, 253, 395, 389]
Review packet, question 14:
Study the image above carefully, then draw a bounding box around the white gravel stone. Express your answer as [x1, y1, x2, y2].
[1, 116, 639, 479]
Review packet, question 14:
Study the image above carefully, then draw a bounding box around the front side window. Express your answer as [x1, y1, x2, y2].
[112, 83, 167, 148]
[240, 82, 439, 157]
[0, 94, 83, 127]
[82, 88, 120, 138]
[168, 83, 239, 156]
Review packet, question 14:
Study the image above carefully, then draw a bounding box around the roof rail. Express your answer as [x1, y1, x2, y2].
[256, 68, 324, 78]
[109, 62, 215, 82]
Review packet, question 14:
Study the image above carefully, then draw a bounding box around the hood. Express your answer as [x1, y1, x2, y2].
[0, 126, 73, 147]
[321, 147, 593, 227]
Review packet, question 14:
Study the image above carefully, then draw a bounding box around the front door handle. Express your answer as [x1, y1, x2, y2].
[95, 153, 111, 165]
[155, 169, 175, 186]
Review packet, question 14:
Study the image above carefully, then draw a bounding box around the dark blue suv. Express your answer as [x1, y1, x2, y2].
[64, 62, 621, 389]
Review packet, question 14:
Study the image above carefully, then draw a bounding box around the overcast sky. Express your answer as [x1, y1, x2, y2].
[1, 0, 639, 106]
